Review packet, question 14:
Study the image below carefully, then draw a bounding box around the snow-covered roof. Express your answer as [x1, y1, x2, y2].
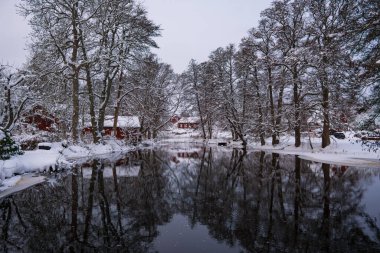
[177, 117, 200, 124]
[104, 116, 140, 128]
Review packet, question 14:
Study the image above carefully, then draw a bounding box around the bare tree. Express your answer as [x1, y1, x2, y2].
[20, 0, 160, 143]
[263, 0, 310, 147]
[0, 65, 30, 131]
[125, 55, 179, 139]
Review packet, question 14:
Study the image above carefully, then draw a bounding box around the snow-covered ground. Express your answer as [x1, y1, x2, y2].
[0, 143, 64, 180]
[249, 132, 380, 168]
[0, 130, 379, 193]
[0, 140, 136, 191]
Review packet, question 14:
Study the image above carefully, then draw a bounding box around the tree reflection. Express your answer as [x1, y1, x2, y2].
[177, 149, 380, 252]
[0, 148, 379, 252]
[0, 150, 173, 252]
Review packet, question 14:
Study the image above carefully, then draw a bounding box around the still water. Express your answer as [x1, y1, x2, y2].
[1, 145, 380, 252]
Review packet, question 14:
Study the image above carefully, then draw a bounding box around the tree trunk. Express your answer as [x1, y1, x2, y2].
[71, 70, 80, 143]
[241, 76, 248, 138]
[196, 96, 207, 139]
[268, 67, 278, 145]
[293, 69, 301, 147]
[274, 69, 286, 145]
[79, 26, 99, 143]
[4, 85, 14, 130]
[321, 74, 331, 148]
[113, 72, 123, 138]
[254, 67, 265, 146]
[207, 117, 213, 139]
[98, 29, 118, 137]
[98, 75, 110, 135]
[192, 66, 207, 139]
[70, 3, 80, 143]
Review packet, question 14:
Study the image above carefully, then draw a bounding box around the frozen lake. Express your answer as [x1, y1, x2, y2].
[1, 145, 380, 252]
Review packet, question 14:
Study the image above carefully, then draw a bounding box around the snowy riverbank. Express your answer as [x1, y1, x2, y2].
[0, 141, 136, 192]
[0, 134, 379, 193]
[250, 135, 380, 168]
[158, 131, 380, 167]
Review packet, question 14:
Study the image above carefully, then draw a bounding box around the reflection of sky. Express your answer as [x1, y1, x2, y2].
[361, 175, 380, 228]
[154, 214, 240, 253]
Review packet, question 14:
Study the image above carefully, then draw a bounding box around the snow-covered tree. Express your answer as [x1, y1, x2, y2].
[0, 129, 23, 160]
[0, 65, 30, 131]
[20, 0, 160, 143]
[0, 65, 29, 159]
[262, 0, 311, 147]
[124, 55, 178, 139]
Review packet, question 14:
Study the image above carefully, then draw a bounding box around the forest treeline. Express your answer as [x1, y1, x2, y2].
[0, 0, 379, 148]
[180, 0, 379, 147]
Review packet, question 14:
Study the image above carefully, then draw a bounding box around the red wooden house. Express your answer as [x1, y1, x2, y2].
[22, 105, 59, 132]
[83, 115, 141, 142]
[170, 115, 181, 124]
[177, 117, 200, 129]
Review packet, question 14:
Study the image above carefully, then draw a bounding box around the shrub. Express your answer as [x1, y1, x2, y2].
[0, 130, 23, 160]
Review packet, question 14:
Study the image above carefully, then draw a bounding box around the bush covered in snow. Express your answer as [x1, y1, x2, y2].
[0, 130, 23, 160]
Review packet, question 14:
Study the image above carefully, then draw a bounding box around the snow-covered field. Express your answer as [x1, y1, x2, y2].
[0, 130, 379, 193]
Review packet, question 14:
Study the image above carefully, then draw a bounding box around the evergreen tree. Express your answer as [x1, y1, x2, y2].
[0, 130, 23, 160]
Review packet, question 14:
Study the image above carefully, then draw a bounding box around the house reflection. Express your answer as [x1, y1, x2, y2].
[177, 151, 199, 159]
[169, 146, 204, 163]
[81, 156, 142, 178]
[331, 165, 348, 177]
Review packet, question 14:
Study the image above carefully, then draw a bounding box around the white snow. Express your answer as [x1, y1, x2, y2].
[103, 115, 140, 128]
[376, 59, 380, 64]
[177, 117, 200, 124]
[38, 142, 52, 147]
[61, 140, 134, 160]
[0, 146, 62, 180]
[0, 140, 136, 191]
[0, 175, 22, 191]
[250, 132, 380, 168]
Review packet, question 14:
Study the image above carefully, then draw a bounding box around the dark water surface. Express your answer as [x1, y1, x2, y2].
[1, 145, 380, 252]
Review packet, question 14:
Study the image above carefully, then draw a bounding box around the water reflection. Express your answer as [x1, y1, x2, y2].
[1, 147, 380, 252]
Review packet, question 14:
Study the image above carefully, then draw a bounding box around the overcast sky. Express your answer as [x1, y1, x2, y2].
[0, 0, 272, 73]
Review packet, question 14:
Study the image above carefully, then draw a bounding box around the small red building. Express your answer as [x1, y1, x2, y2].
[22, 105, 59, 132]
[177, 117, 200, 129]
[83, 115, 141, 142]
[170, 115, 181, 124]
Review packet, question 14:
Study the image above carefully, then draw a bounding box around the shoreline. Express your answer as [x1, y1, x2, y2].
[0, 137, 379, 194]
